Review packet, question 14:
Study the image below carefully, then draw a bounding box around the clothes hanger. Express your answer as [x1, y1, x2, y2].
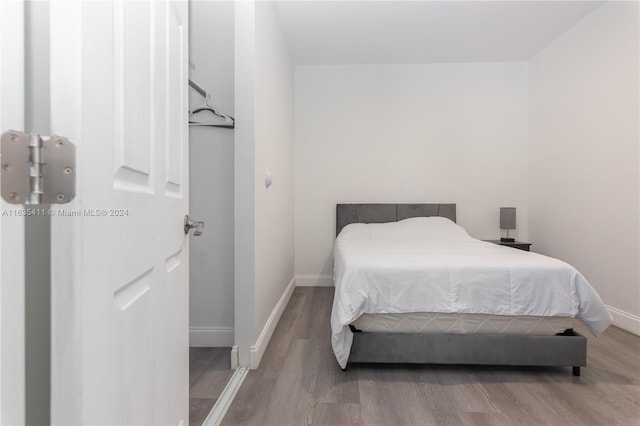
[189, 94, 235, 128]
[188, 80, 235, 129]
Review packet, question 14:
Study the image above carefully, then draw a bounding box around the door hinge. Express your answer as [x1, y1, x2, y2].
[1, 130, 76, 205]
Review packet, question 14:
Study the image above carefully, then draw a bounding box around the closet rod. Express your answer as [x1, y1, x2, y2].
[189, 79, 206, 97]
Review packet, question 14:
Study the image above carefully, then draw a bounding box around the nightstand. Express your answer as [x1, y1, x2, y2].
[484, 240, 531, 252]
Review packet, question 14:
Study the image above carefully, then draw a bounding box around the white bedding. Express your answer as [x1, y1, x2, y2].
[331, 217, 613, 368]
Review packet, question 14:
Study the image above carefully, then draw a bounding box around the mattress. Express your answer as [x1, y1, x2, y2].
[351, 312, 575, 335]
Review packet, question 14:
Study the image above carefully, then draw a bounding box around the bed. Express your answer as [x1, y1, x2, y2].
[332, 203, 613, 375]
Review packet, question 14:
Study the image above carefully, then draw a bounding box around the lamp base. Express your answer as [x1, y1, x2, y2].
[500, 237, 515, 243]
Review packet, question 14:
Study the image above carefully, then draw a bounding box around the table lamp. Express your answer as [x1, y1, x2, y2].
[500, 207, 516, 242]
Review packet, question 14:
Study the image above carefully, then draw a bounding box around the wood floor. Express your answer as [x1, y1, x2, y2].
[189, 347, 234, 426]
[222, 287, 640, 426]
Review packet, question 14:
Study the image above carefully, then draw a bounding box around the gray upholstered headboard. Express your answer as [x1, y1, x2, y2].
[336, 203, 456, 236]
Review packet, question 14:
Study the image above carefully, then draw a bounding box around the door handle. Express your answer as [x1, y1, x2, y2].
[184, 215, 205, 236]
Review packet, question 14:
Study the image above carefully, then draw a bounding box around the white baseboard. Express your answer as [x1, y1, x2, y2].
[295, 274, 333, 287]
[189, 326, 235, 347]
[249, 277, 296, 369]
[607, 305, 640, 336]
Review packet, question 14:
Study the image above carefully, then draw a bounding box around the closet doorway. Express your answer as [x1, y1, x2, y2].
[188, 1, 236, 424]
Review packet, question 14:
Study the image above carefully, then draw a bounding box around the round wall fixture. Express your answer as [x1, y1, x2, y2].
[265, 169, 273, 189]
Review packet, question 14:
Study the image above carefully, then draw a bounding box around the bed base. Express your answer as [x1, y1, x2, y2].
[346, 329, 587, 376]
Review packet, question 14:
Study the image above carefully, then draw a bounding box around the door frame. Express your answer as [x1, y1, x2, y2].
[0, 1, 26, 424]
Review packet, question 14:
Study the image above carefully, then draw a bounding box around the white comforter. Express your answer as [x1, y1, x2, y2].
[331, 217, 613, 368]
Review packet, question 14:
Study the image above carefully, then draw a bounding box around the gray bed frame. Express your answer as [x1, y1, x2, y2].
[336, 203, 587, 376]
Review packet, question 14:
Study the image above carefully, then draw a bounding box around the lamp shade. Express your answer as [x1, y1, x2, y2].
[500, 207, 516, 230]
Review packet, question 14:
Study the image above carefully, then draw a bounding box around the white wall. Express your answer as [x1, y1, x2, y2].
[234, 0, 295, 368]
[253, 0, 295, 363]
[295, 63, 529, 282]
[189, 1, 235, 347]
[529, 2, 639, 334]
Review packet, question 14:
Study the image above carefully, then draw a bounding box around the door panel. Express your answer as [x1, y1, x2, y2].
[114, 0, 153, 193]
[166, 2, 186, 196]
[50, 1, 189, 424]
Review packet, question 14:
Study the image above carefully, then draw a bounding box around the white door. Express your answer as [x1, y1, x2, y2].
[49, 1, 190, 424]
[0, 1, 25, 424]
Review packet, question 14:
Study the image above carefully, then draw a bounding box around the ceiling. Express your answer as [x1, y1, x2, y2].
[276, 1, 605, 65]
